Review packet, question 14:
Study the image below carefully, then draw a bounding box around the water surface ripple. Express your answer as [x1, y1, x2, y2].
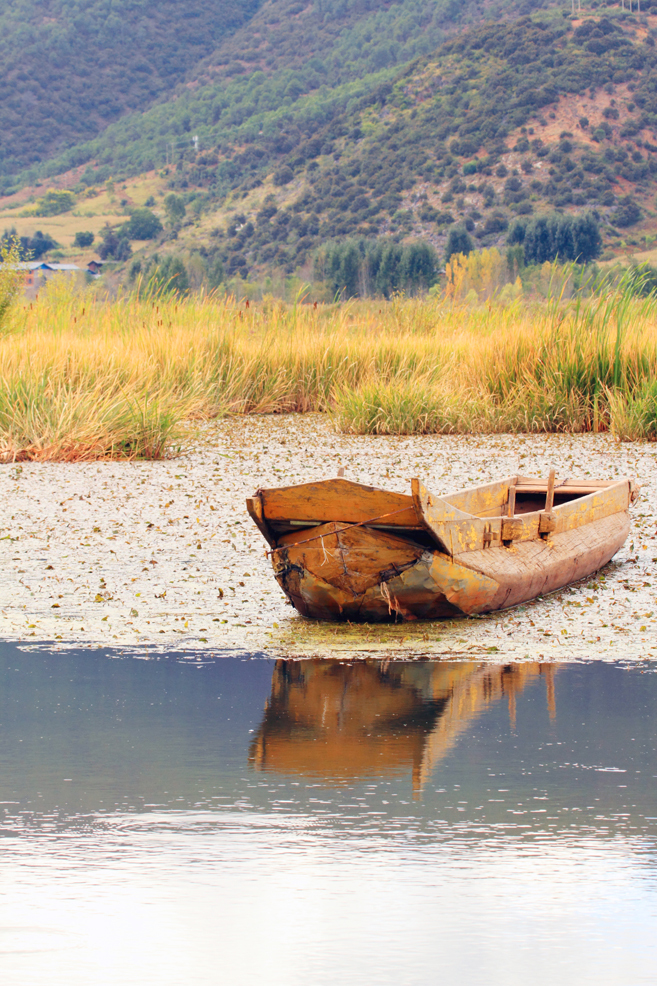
[0, 645, 655, 985]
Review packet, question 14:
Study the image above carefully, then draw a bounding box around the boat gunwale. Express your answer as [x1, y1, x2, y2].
[248, 476, 636, 559]
[456, 476, 632, 523]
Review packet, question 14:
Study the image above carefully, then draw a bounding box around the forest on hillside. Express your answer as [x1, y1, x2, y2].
[0, 0, 261, 176]
[150, 11, 657, 279]
[3, 0, 551, 190]
[6, 2, 657, 295]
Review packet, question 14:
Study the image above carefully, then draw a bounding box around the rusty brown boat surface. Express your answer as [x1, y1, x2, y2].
[246, 472, 638, 622]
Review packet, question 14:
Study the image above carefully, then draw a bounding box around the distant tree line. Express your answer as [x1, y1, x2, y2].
[1, 227, 59, 260]
[314, 238, 439, 298]
[507, 213, 602, 265]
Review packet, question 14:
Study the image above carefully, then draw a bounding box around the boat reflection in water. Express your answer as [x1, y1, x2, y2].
[249, 659, 556, 793]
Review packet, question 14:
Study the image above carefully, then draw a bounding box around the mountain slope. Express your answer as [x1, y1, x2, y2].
[5, 3, 657, 284]
[8, 0, 549, 190]
[0, 0, 261, 177]
[175, 7, 657, 276]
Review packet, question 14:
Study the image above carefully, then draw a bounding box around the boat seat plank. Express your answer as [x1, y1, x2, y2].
[516, 476, 619, 494]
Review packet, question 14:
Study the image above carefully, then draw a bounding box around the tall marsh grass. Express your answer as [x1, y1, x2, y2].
[2, 278, 657, 459]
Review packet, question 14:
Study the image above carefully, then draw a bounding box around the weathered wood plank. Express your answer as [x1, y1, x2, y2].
[412, 478, 472, 554]
[440, 478, 511, 517]
[545, 469, 556, 513]
[456, 510, 630, 611]
[413, 478, 510, 554]
[516, 476, 619, 494]
[275, 521, 423, 597]
[260, 478, 420, 528]
[245, 495, 275, 547]
[551, 480, 632, 535]
[501, 513, 540, 542]
[507, 478, 517, 518]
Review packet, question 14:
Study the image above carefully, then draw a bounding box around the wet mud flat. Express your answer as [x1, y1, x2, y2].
[1, 415, 655, 662]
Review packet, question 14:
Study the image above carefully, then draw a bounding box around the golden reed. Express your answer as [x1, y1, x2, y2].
[1, 279, 656, 460]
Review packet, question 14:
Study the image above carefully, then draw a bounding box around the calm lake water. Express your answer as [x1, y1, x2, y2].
[0, 645, 656, 986]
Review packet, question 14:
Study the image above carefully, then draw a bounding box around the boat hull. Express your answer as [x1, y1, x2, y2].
[271, 511, 630, 622]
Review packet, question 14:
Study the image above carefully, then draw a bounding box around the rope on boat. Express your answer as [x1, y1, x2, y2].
[265, 506, 414, 557]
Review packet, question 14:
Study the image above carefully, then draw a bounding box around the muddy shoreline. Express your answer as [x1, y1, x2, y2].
[2, 415, 656, 663]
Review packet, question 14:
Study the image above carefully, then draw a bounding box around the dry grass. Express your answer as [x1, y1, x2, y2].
[1, 278, 657, 459]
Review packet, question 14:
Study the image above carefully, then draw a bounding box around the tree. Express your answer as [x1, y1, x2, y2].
[164, 193, 186, 223]
[123, 208, 163, 240]
[314, 238, 439, 298]
[445, 226, 474, 263]
[207, 256, 226, 289]
[399, 241, 438, 293]
[372, 241, 403, 297]
[273, 165, 294, 186]
[34, 190, 76, 217]
[572, 213, 602, 262]
[74, 231, 94, 248]
[613, 196, 642, 228]
[11, 229, 59, 259]
[148, 256, 190, 296]
[2, 228, 60, 260]
[332, 241, 360, 298]
[98, 225, 132, 261]
[483, 213, 509, 236]
[508, 213, 601, 264]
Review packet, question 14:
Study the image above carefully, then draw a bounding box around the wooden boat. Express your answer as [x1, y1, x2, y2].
[246, 471, 637, 622]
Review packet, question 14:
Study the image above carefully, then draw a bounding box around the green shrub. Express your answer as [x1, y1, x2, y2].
[74, 231, 94, 248]
[164, 193, 186, 223]
[613, 196, 642, 228]
[34, 190, 76, 217]
[273, 165, 294, 186]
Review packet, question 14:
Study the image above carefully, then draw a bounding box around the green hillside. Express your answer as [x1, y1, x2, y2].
[0, 0, 261, 177]
[6, 0, 546, 190]
[145, 6, 657, 280]
[6, 1, 657, 289]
